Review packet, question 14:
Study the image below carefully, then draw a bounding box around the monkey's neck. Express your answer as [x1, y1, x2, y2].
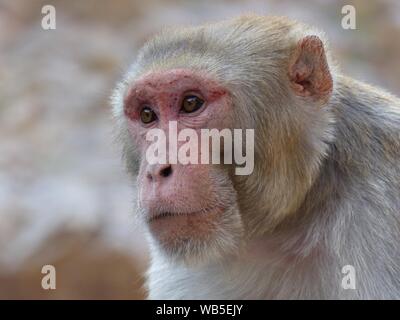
[257, 74, 400, 257]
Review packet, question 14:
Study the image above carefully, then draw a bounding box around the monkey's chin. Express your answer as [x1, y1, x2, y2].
[147, 205, 244, 266]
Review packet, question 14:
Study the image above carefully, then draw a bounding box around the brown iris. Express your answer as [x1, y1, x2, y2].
[181, 95, 204, 113]
[140, 106, 157, 124]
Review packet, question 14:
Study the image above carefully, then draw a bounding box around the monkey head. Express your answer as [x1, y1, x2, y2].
[112, 15, 334, 265]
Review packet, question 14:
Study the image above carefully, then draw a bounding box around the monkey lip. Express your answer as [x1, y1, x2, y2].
[147, 206, 220, 223]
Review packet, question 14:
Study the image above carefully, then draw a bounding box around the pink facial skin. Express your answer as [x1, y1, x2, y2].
[123, 69, 233, 246]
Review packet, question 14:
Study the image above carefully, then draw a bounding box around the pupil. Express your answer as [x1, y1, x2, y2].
[183, 96, 203, 112]
[188, 99, 195, 108]
[141, 107, 155, 123]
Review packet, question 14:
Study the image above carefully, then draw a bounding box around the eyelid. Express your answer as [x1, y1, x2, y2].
[182, 91, 204, 100]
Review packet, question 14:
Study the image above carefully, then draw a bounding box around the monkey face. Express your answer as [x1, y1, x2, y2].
[122, 69, 244, 264]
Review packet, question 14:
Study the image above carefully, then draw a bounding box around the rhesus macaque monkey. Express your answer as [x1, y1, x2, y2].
[112, 15, 400, 299]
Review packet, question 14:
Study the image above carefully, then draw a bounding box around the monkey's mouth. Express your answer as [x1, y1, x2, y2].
[148, 206, 220, 223]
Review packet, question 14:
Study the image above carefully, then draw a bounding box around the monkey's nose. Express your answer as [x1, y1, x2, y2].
[146, 164, 173, 181]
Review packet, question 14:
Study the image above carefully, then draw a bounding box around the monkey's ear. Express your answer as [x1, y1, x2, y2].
[288, 35, 333, 102]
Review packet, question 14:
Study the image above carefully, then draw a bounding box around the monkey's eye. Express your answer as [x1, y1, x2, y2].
[140, 106, 157, 124]
[181, 95, 204, 113]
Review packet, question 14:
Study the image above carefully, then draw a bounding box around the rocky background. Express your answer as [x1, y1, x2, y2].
[0, 0, 399, 299]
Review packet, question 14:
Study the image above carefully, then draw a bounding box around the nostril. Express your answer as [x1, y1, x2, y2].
[159, 165, 172, 178]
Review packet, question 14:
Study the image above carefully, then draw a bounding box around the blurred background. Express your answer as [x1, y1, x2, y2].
[0, 0, 399, 299]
